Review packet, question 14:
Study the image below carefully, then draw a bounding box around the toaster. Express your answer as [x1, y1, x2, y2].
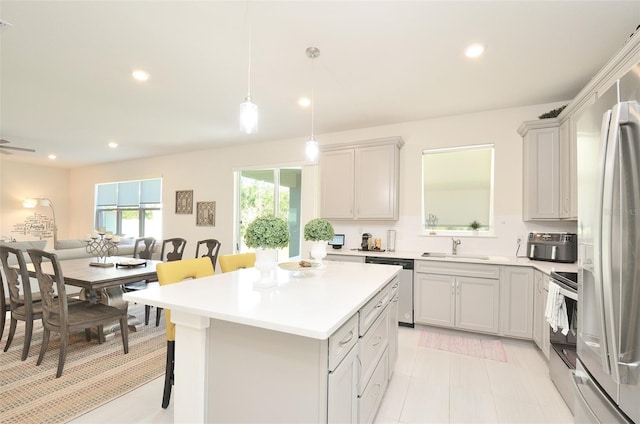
[527, 232, 577, 263]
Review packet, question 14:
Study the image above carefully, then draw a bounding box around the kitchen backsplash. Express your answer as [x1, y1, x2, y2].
[330, 214, 578, 257]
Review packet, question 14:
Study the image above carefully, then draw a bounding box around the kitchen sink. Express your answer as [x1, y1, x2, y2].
[421, 252, 490, 260]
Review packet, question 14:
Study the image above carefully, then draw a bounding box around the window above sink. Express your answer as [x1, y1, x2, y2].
[421, 144, 495, 236]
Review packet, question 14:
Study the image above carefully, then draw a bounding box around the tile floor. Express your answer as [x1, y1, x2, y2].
[70, 325, 573, 423]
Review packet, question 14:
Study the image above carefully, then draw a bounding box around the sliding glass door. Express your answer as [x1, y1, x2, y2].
[236, 168, 302, 259]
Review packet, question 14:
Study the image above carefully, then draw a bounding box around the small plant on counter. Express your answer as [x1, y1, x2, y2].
[244, 215, 290, 249]
[303, 218, 335, 241]
[469, 220, 482, 231]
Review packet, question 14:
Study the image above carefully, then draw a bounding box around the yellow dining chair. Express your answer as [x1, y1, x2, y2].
[156, 257, 214, 409]
[218, 252, 256, 273]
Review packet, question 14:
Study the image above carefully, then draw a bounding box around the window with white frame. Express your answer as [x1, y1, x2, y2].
[95, 178, 162, 239]
[422, 144, 494, 233]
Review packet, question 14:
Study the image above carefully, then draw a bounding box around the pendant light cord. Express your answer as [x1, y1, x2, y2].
[244, 1, 251, 98]
[310, 55, 315, 139]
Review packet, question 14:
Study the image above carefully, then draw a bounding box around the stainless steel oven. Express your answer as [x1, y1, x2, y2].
[548, 271, 578, 413]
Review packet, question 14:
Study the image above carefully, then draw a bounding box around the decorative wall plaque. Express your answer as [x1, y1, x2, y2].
[175, 190, 193, 214]
[196, 201, 215, 226]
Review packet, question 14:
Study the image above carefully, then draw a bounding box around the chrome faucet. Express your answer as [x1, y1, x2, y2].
[451, 238, 461, 255]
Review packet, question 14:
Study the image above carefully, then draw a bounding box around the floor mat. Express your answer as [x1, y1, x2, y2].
[418, 330, 507, 362]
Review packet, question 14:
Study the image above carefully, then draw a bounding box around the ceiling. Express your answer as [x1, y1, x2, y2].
[1, 1, 639, 168]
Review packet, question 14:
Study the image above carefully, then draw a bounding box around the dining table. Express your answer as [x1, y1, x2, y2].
[25, 255, 162, 333]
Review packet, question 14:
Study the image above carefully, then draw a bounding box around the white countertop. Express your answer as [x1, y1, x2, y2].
[325, 249, 578, 274]
[123, 261, 401, 340]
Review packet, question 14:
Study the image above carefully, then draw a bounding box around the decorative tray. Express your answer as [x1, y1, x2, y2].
[278, 261, 322, 271]
[116, 259, 147, 268]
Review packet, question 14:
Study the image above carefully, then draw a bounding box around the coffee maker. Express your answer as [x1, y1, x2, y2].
[361, 233, 372, 251]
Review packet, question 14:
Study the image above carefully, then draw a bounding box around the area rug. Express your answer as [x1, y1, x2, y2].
[0, 304, 166, 423]
[418, 330, 507, 362]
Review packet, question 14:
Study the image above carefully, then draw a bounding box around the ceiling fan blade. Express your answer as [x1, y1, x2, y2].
[0, 139, 9, 144]
[0, 149, 12, 155]
[0, 145, 36, 152]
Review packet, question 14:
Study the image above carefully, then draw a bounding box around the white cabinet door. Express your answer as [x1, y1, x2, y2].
[354, 144, 399, 220]
[499, 266, 534, 338]
[319, 137, 403, 221]
[320, 149, 355, 219]
[533, 270, 544, 349]
[522, 122, 561, 220]
[328, 346, 358, 424]
[414, 273, 455, 328]
[456, 276, 500, 334]
[559, 119, 572, 219]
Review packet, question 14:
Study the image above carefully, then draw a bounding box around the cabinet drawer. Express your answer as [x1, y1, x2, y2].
[415, 260, 500, 279]
[359, 308, 388, 393]
[359, 284, 391, 336]
[358, 349, 389, 424]
[329, 314, 359, 372]
[389, 275, 400, 297]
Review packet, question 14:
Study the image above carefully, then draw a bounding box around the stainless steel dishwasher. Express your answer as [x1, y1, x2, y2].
[365, 257, 414, 327]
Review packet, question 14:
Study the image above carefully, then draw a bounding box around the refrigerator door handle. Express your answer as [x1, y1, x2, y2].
[593, 108, 614, 375]
[601, 102, 630, 385]
[615, 100, 640, 385]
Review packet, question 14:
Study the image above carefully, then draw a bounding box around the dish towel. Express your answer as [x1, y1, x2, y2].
[545, 281, 570, 336]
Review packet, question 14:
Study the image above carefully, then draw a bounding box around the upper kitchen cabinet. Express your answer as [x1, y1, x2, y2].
[319, 137, 404, 220]
[518, 118, 576, 221]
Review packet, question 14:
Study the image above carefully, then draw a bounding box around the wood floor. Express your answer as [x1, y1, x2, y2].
[70, 325, 573, 423]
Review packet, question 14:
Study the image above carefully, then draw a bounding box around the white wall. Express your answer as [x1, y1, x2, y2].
[0, 159, 70, 248]
[0, 100, 576, 258]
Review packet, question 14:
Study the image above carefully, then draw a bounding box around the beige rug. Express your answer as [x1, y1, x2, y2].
[0, 304, 166, 423]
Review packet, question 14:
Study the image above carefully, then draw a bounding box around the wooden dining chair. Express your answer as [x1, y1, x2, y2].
[27, 249, 129, 378]
[0, 245, 43, 360]
[219, 252, 256, 273]
[160, 238, 187, 262]
[0, 274, 5, 343]
[133, 237, 156, 260]
[145, 237, 189, 328]
[156, 257, 214, 408]
[124, 237, 157, 325]
[195, 239, 221, 271]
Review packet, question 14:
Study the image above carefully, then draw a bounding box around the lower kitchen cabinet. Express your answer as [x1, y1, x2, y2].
[499, 266, 534, 338]
[325, 253, 365, 263]
[414, 261, 500, 334]
[328, 346, 358, 423]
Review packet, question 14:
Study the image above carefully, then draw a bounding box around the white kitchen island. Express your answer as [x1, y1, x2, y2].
[123, 261, 401, 423]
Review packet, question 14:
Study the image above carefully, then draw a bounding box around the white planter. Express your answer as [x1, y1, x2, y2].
[310, 241, 327, 263]
[254, 248, 278, 288]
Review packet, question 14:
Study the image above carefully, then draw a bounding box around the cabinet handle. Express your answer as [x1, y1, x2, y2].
[392, 295, 399, 303]
[372, 336, 382, 347]
[375, 300, 384, 309]
[339, 331, 354, 346]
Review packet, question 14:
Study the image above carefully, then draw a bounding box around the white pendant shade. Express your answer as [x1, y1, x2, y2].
[306, 137, 319, 162]
[239, 97, 258, 134]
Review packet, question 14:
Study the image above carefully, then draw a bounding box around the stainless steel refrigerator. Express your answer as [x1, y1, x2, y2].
[575, 63, 640, 423]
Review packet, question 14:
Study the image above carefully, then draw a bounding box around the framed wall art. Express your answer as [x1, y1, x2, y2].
[175, 190, 193, 214]
[196, 201, 216, 226]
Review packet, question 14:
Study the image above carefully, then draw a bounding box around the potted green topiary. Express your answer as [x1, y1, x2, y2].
[304, 218, 334, 263]
[244, 215, 290, 249]
[469, 220, 481, 234]
[244, 215, 290, 286]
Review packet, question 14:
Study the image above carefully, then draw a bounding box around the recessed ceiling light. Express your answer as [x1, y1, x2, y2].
[131, 69, 150, 81]
[48, 154, 56, 160]
[465, 43, 485, 59]
[108, 142, 118, 148]
[298, 97, 311, 108]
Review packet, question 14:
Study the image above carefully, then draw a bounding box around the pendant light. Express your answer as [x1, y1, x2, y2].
[239, 3, 258, 134]
[305, 47, 320, 162]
